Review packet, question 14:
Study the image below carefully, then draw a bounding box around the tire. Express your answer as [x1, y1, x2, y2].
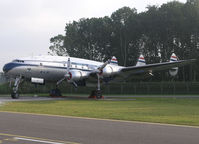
[11, 92, 19, 99]
[96, 90, 102, 99]
[50, 89, 62, 97]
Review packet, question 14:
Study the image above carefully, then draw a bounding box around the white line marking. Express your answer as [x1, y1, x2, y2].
[15, 137, 64, 144]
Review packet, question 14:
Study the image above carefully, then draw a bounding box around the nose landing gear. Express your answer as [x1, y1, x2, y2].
[11, 76, 23, 99]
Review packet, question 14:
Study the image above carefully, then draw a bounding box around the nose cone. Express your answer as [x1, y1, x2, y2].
[3, 63, 12, 73]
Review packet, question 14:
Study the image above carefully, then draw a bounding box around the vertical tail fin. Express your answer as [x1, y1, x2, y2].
[136, 54, 146, 66]
[170, 53, 178, 62]
[110, 56, 118, 65]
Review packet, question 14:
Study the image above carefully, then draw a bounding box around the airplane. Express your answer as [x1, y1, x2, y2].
[2, 53, 195, 99]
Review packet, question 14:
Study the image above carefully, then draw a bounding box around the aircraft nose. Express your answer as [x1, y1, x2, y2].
[3, 63, 12, 73]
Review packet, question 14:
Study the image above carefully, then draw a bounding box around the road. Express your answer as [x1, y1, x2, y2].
[0, 112, 198, 144]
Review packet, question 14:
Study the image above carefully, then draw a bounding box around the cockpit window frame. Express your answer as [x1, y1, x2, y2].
[12, 59, 24, 63]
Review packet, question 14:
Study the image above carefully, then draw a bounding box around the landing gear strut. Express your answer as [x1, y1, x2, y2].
[89, 74, 103, 99]
[11, 76, 22, 99]
[96, 73, 103, 99]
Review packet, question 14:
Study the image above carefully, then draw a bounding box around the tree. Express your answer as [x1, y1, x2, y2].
[49, 34, 66, 56]
[49, 2, 199, 81]
[111, 7, 138, 66]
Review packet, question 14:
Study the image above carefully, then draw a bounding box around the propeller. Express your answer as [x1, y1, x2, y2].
[95, 59, 111, 92]
[95, 59, 111, 75]
[56, 58, 78, 88]
[56, 58, 71, 85]
[57, 58, 111, 91]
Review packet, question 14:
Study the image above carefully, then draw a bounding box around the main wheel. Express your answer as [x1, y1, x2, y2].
[96, 90, 102, 99]
[50, 88, 62, 97]
[11, 92, 19, 99]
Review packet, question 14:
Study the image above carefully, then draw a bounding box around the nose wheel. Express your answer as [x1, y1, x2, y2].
[11, 76, 22, 99]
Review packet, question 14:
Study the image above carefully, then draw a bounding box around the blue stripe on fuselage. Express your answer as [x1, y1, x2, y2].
[138, 60, 146, 63]
[3, 63, 25, 73]
[3, 62, 92, 73]
[170, 59, 177, 62]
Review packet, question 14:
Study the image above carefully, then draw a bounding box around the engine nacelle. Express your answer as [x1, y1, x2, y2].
[169, 67, 178, 77]
[102, 66, 113, 77]
[68, 70, 88, 82]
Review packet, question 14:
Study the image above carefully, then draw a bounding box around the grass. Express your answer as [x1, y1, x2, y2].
[0, 97, 199, 126]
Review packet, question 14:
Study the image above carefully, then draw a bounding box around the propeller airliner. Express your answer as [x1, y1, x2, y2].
[2, 53, 195, 99]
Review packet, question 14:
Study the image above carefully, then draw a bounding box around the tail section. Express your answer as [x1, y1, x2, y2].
[136, 54, 146, 66]
[169, 53, 179, 76]
[110, 56, 118, 65]
[170, 53, 178, 62]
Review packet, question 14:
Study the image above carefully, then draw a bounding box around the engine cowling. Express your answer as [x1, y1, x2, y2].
[169, 67, 178, 77]
[67, 70, 88, 82]
[102, 66, 113, 77]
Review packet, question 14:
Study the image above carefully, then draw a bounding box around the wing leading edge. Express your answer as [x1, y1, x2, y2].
[119, 59, 196, 78]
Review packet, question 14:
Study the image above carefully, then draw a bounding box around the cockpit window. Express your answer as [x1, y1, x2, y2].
[13, 59, 24, 63]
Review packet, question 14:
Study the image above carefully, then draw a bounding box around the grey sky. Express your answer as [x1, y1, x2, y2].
[0, 0, 186, 71]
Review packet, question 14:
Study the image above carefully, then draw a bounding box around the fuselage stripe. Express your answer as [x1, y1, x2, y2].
[138, 60, 146, 63]
[4, 63, 92, 73]
[170, 59, 177, 61]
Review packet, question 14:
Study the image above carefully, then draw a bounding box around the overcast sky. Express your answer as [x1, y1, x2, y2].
[0, 0, 186, 71]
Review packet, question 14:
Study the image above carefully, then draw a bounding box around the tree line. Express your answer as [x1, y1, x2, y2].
[49, 0, 199, 81]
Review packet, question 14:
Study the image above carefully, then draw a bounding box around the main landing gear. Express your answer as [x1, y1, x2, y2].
[49, 88, 62, 97]
[89, 74, 103, 99]
[11, 76, 23, 99]
[89, 90, 103, 99]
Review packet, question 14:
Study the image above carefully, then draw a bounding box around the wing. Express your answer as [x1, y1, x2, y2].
[119, 59, 196, 79]
[83, 59, 195, 85]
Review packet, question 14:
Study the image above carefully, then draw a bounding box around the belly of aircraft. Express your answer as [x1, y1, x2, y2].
[8, 65, 67, 82]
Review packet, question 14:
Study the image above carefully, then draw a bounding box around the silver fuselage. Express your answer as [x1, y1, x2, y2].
[3, 55, 122, 83]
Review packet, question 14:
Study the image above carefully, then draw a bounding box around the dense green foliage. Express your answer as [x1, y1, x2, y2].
[49, 0, 199, 81]
[0, 98, 199, 126]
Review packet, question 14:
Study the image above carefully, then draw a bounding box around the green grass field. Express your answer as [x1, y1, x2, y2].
[0, 97, 199, 126]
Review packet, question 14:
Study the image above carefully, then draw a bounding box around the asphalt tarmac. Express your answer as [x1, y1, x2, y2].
[0, 111, 198, 144]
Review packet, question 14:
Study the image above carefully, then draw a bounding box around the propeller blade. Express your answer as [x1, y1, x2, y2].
[56, 77, 66, 85]
[72, 81, 78, 88]
[98, 59, 111, 71]
[57, 58, 71, 86]
[67, 58, 71, 73]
